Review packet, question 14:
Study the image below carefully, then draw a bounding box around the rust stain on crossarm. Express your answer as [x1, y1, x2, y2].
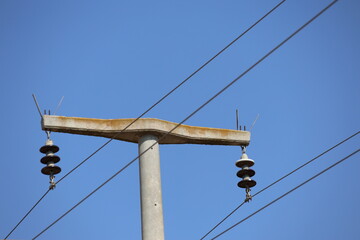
[42, 115, 250, 146]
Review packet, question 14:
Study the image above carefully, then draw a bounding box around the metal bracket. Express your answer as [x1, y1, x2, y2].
[245, 187, 252, 203]
[49, 174, 56, 190]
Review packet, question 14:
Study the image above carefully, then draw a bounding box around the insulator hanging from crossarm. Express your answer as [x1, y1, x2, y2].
[39, 139, 61, 190]
[236, 147, 256, 202]
[40, 154, 60, 164]
[40, 144, 59, 154]
[41, 165, 61, 175]
[235, 154, 254, 168]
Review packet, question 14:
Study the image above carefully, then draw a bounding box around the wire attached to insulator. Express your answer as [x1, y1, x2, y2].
[49, 173, 56, 190]
[245, 187, 252, 202]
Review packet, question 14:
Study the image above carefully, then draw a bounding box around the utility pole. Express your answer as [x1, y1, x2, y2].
[42, 115, 250, 240]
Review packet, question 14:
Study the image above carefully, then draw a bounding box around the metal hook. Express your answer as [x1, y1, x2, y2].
[241, 146, 246, 154]
[46, 131, 51, 140]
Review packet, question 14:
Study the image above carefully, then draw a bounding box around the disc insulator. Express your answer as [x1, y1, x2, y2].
[237, 179, 257, 188]
[40, 145, 59, 154]
[235, 159, 254, 168]
[236, 168, 255, 178]
[40, 155, 60, 164]
[235, 153, 255, 168]
[41, 165, 61, 175]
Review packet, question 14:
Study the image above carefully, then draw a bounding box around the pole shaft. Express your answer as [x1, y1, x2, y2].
[138, 135, 165, 240]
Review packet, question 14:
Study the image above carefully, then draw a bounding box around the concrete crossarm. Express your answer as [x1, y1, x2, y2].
[42, 115, 250, 146]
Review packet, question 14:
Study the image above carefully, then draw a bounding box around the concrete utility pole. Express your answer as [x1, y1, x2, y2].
[42, 115, 250, 240]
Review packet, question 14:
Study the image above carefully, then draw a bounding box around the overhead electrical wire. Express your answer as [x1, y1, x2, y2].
[57, 0, 287, 185]
[3, 189, 51, 240]
[31, 1, 339, 239]
[199, 130, 359, 240]
[209, 148, 360, 240]
[3, 2, 287, 239]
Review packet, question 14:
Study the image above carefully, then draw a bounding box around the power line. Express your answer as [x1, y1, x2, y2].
[210, 148, 359, 240]
[55, 0, 288, 186]
[3, 189, 50, 240]
[200, 202, 247, 240]
[4, 2, 287, 239]
[199, 130, 359, 240]
[31, 1, 338, 238]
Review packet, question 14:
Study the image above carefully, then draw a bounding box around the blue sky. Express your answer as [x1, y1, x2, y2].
[0, 0, 359, 239]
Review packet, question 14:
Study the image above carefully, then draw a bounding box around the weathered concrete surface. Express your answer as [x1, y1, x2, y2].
[138, 135, 164, 240]
[42, 115, 250, 146]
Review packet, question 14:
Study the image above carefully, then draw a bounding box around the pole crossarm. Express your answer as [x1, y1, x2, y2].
[42, 115, 250, 146]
